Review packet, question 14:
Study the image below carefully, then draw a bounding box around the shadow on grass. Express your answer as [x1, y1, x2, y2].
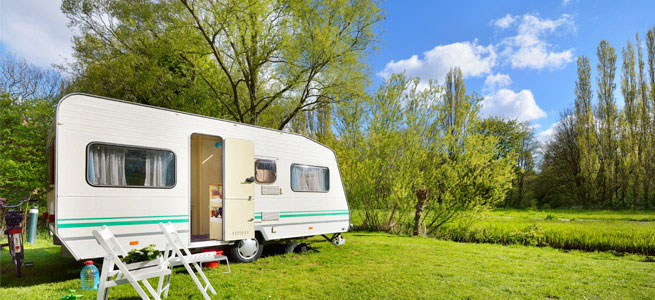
[0, 246, 79, 287]
[260, 240, 329, 258]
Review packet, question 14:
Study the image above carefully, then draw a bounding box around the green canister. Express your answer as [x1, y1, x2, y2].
[27, 206, 39, 244]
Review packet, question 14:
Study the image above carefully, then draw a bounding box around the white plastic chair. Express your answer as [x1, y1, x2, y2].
[158, 222, 230, 300]
[92, 225, 171, 300]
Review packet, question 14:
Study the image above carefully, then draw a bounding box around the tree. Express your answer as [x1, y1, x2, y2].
[414, 68, 514, 235]
[480, 118, 537, 208]
[0, 94, 55, 202]
[1, 52, 63, 101]
[62, 0, 383, 130]
[0, 53, 61, 212]
[574, 55, 599, 205]
[331, 70, 514, 235]
[620, 41, 639, 206]
[637, 32, 653, 206]
[535, 109, 581, 207]
[646, 27, 655, 206]
[330, 74, 430, 232]
[596, 40, 618, 205]
[538, 27, 655, 209]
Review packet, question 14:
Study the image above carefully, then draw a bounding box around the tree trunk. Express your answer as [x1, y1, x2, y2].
[644, 173, 651, 208]
[413, 188, 429, 236]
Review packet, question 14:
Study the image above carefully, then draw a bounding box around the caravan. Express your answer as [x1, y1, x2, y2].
[46, 94, 350, 262]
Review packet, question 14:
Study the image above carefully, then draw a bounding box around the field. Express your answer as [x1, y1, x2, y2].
[1, 210, 655, 299]
[435, 209, 655, 255]
[351, 209, 655, 255]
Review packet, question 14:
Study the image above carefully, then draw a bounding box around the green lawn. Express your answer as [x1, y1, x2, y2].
[2, 232, 655, 299]
[488, 209, 655, 222]
[434, 209, 655, 255]
[349, 209, 655, 255]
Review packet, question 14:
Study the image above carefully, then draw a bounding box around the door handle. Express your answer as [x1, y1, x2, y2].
[248, 218, 254, 222]
[245, 176, 255, 183]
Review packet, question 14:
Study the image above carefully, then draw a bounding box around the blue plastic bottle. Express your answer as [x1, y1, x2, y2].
[81, 260, 99, 290]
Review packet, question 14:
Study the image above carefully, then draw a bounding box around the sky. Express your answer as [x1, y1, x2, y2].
[370, 0, 655, 142]
[1, 0, 654, 142]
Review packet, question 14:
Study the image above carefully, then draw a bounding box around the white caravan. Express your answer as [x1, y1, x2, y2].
[46, 94, 350, 262]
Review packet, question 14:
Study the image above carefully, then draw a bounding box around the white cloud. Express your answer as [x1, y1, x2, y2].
[377, 12, 572, 127]
[493, 14, 517, 29]
[0, 0, 73, 67]
[537, 121, 558, 145]
[379, 41, 496, 84]
[493, 14, 575, 70]
[561, 0, 571, 6]
[510, 46, 574, 69]
[484, 73, 512, 92]
[481, 89, 546, 122]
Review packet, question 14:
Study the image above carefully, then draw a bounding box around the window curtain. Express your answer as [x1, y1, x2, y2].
[144, 151, 173, 187]
[88, 145, 127, 185]
[255, 160, 276, 183]
[291, 165, 328, 191]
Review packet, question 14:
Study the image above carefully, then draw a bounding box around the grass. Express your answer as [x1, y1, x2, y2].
[432, 209, 655, 255]
[351, 208, 655, 255]
[489, 209, 655, 222]
[2, 232, 655, 299]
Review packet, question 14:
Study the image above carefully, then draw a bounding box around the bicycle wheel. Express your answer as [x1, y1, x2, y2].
[8, 234, 23, 278]
[16, 260, 22, 277]
[15, 237, 24, 278]
[8, 234, 15, 263]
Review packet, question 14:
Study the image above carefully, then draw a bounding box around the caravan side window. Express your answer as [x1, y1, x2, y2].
[87, 143, 176, 188]
[255, 159, 276, 183]
[290, 164, 329, 192]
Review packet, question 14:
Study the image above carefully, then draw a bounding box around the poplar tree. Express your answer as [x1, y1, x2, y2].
[636, 33, 651, 206]
[596, 40, 618, 205]
[574, 56, 599, 205]
[620, 41, 638, 205]
[646, 28, 655, 206]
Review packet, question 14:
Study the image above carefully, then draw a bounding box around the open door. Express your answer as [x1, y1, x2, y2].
[223, 138, 255, 241]
[190, 134, 223, 241]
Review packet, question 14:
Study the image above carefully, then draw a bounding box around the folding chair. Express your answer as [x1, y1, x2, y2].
[92, 225, 171, 300]
[158, 222, 230, 300]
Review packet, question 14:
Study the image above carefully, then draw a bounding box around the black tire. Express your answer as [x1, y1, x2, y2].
[8, 236, 21, 278]
[228, 238, 264, 263]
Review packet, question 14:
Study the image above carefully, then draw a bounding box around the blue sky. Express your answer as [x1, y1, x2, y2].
[1, 0, 654, 141]
[370, 0, 655, 141]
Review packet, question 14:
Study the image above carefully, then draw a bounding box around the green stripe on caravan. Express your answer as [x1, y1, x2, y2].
[58, 219, 189, 228]
[58, 215, 189, 221]
[57, 210, 349, 225]
[254, 210, 349, 219]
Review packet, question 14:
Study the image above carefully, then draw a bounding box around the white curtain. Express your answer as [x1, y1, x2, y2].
[144, 151, 173, 187]
[291, 165, 328, 191]
[88, 145, 127, 186]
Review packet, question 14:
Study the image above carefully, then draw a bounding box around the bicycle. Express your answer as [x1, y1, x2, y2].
[0, 196, 38, 278]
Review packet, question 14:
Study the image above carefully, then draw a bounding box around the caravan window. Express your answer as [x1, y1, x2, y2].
[290, 164, 329, 192]
[255, 159, 276, 183]
[87, 143, 175, 188]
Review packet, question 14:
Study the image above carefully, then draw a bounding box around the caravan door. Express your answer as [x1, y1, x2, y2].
[223, 138, 255, 241]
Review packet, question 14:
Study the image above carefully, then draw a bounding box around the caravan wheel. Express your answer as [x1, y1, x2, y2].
[228, 238, 263, 263]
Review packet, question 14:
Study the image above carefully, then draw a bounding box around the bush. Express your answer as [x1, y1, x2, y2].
[0, 94, 54, 201]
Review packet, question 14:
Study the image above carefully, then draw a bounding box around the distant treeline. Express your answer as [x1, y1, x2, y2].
[537, 26, 655, 209]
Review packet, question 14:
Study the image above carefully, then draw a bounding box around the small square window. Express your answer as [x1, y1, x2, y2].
[255, 159, 276, 183]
